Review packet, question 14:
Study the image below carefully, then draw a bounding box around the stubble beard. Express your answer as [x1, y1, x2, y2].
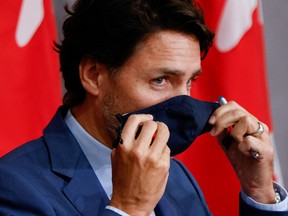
[102, 90, 124, 140]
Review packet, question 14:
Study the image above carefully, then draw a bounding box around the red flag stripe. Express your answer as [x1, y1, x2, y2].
[0, 0, 62, 157]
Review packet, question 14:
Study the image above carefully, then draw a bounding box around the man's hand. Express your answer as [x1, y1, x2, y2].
[209, 101, 276, 204]
[109, 114, 170, 216]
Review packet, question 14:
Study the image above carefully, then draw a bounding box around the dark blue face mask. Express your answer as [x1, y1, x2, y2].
[113, 95, 220, 156]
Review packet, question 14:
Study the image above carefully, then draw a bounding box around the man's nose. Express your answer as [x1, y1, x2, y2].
[174, 85, 190, 97]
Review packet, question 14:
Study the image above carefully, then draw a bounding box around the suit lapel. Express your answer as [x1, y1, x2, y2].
[44, 107, 109, 215]
[62, 154, 110, 215]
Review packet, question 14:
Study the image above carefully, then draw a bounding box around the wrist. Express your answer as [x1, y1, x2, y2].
[244, 186, 276, 204]
[109, 199, 151, 216]
[241, 181, 288, 212]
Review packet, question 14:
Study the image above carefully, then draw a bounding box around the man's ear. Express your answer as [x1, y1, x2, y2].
[79, 57, 107, 96]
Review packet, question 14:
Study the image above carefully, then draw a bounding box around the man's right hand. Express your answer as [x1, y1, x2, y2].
[109, 114, 171, 216]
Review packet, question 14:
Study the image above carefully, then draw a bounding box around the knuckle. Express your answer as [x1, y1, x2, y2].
[241, 136, 255, 148]
[228, 100, 238, 107]
[158, 122, 169, 132]
[242, 115, 252, 123]
[145, 120, 157, 127]
[230, 109, 242, 118]
[127, 114, 153, 123]
[131, 148, 143, 160]
[127, 114, 138, 122]
[160, 163, 170, 173]
[149, 156, 169, 171]
[144, 120, 157, 130]
[242, 116, 255, 131]
[147, 154, 159, 165]
[244, 135, 254, 143]
[162, 159, 171, 172]
[237, 142, 247, 153]
[231, 133, 243, 142]
[158, 121, 167, 128]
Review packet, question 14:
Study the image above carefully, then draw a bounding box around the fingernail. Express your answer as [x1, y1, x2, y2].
[209, 116, 216, 124]
[147, 114, 154, 119]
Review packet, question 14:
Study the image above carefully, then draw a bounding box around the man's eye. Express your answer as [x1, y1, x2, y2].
[153, 77, 166, 85]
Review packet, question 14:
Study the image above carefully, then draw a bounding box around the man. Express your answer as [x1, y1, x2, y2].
[0, 0, 287, 215]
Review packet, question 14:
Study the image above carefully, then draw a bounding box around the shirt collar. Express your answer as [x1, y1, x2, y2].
[64, 110, 112, 170]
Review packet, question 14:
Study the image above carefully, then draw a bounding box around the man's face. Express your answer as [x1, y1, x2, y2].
[102, 30, 201, 135]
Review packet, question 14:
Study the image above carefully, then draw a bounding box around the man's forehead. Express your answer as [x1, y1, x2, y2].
[135, 30, 200, 52]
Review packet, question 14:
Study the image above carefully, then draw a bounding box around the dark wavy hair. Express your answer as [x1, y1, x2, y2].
[55, 0, 214, 108]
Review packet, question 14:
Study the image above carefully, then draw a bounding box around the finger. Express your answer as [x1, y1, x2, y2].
[121, 114, 153, 148]
[230, 116, 260, 142]
[209, 101, 248, 125]
[237, 136, 273, 160]
[134, 120, 158, 150]
[247, 122, 270, 139]
[238, 136, 263, 158]
[136, 122, 170, 170]
[149, 122, 170, 154]
[210, 109, 247, 136]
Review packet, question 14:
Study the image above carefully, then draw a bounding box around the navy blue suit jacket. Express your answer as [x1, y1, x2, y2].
[0, 107, 287, 216]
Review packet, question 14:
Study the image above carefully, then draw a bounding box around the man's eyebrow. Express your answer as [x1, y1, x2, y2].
[157, 68, 202, 78]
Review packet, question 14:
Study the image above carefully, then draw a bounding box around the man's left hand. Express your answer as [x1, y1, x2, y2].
[209, 100, 276, 204]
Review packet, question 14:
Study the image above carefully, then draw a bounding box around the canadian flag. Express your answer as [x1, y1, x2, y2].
[176, 0, 283, 215]
[0, 0, 62, 157]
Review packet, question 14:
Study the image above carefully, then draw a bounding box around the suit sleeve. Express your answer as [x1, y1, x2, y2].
[172, 158, 288, 216]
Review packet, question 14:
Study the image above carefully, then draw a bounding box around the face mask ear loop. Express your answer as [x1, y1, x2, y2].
[112, 114, 124, 148]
